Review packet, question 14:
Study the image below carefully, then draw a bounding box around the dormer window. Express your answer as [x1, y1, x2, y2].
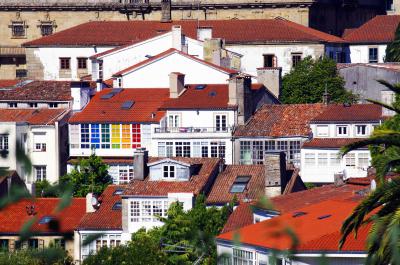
[163, 165, 175, 178]
[230, 175, 251, 193]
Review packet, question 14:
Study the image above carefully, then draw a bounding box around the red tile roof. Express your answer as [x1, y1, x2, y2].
[0, 109, 69, 125]
[221, 202, 254, 234]
[221, 180, 369, 233]
[206, 165, 265, 205]
[344, 15, 400, 44]
[218, 199, 368, 253]
[112, 48, 237, 76]
[161, 84, 231, 110]
[23, 18, 343, 47]
[302, 138, 368, 149]
[69, 88, 169, 123]
[123, 157, 220, 196]
[234, 104, 326, 137]
[0, 80, 80, 102]
[0, 198, 86, 235]
[78, 185, 125, 230]
[0, 80, 20, 88]
[311, 103, 383, 123]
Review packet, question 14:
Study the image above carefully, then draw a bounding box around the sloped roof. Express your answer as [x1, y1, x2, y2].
[77, 185, 125, 231]
[221, 180, 369, 233]
[206, 165, 265, 205]
[123, 157, 220, 197]
[0, 109, 69, 125]
[69, 88, 169, 123]
[0, 80, 83, 102]
[112, 48, 237, 76]
[0, 80, 20, 88]
[234, 104, 326, 138]
[302, 138, 368, 149]
[218, 199, 368, 253]
[311, 104, 383, 123]
[344, 15, 400, 44]
[23, 18, 343, 47]
[0, 198, 86, 235]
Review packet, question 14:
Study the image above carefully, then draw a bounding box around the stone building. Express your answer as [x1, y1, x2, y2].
[0, 0, 386, 79]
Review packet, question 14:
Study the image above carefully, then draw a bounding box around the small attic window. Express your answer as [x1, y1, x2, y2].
[121, 100, 134, 110]
[230, 175, 251, 193]
[292, 211, 307, 218]
[100, 93, 115, 99]
[317, 214, 332, 220]
[112, 201, 122, 210]
[195, 84, 206, 90]
[38, 216, 53, 224]
[113, 188, 124, 195]
[209, 91, 217, 97]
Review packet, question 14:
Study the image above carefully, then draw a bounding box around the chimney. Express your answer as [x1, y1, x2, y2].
[161, 0, 171, 22]
[96, 79, 106, 92]
[228, 74, 252, 125]
[203, 38, 223, 66]
[71, 81, 91, 111]
[171, 25, 183, 51]
[169, 72, 185, 98]
[334, 172, 345, 187]
[133, 148, 148, 181]
[197, 27, 212, 41]
[264, 152, 287, 197]
[86, 193, 99, 213]
[256, 67, 282, 99]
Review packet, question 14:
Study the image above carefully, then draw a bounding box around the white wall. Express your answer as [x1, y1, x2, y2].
[225, 43, 325, 75]
[311, 123, 377, 138]
[349, 44, 387, 63]
[118, 52, 232, 88]
[94, 33, 204, 81]
[32, 46, 111, 80]
[300, 149, 370, 183]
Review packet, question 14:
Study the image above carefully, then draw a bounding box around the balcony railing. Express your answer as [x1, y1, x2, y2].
[154, 126, 233, 134]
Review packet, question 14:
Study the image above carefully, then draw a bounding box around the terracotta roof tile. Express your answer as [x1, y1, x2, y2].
[311, 104, 383, 122]
[23, 18, 343, 47]
[0, 80, 20, 88]
[221, 179, 370, 234]
[112, 48, 237, 76]
[69, 88, 169, 123]
[344, 15, 400, 44]
[206, 165, 265, 205]
[221, 202, 254, 234]
[0, 198, 86, 235]
[0, 109, 69, 125]
[0, 81, 81, 102]
[123, 157, 220, 197]
[302, 138, 368, 149]
[78, 185, 125, 230]
[234, 104, 326, 138]
[218, 199, 368, 252]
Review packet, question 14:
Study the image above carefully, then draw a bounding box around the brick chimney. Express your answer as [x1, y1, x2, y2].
[161, 0, 171, 22]
[228, 74, 252, 125]
[256, 67, 282, 99]
[264, 152, 287, 197]
[133, 148, 148, 181]
[169, 72, 185, 98]
[203, 38, 224, 66]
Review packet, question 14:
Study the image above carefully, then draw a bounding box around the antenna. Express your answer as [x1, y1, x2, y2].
[323, 81, 329, 105]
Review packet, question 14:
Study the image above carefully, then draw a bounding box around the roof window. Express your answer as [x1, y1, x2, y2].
[113, 188, 124, 196]
[317, 214, 332, 220]
[112, 201, 122, 210]
[121, 100, 134, 110]
[292, 211, 307, 218]
[230, 175, 251, 193]
[38, 216, 53, 224]
[195, 84, 207, 90]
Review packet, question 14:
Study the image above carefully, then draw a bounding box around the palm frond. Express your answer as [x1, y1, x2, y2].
[340, 133, 400, 155]
[366, 99, 400, 115]
[377, 80, 400, 95]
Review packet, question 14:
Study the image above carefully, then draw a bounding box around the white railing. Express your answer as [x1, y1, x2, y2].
[154, 126, 233, 134]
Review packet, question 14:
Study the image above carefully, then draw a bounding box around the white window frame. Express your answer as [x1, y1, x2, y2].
[0, 135, 9, 151]
[345, 153, 356, 168]
[357, 152, 370, 168]
[215, 113, 228, 132]
[304, 153, 316, 166]
[34, 166, 47, 182]
[232, 248, 255, 265]
[355, 125, 367, 136]
[167, 113, 181, 128]
[163, 165, 175, 179]
[317, 153, 328, 166]
[336, 125, 349, 136]
[316, 125, 329, 137]
[130, 200, 169, 223]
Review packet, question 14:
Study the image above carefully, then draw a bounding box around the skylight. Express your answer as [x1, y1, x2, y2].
[112, 201, 122, 210]
[113, 188, 124, 196]
[292, 211, 307, 218]
[38, 216, 53, 224]
[317, 214, 332, 220]
[100, 93, 115, 99]
[195, 84, 207, 90]
[121, 100, 134, 110]
[230, 175, 251, 193]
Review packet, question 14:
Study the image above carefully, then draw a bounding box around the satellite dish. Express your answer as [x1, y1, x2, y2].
[91, 196, 99, 208]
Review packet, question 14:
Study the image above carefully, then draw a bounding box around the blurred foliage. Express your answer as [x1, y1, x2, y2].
[0, 247, 72, 265]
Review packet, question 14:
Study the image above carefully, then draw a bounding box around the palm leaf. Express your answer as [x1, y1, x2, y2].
[377, 80, 400, 95]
